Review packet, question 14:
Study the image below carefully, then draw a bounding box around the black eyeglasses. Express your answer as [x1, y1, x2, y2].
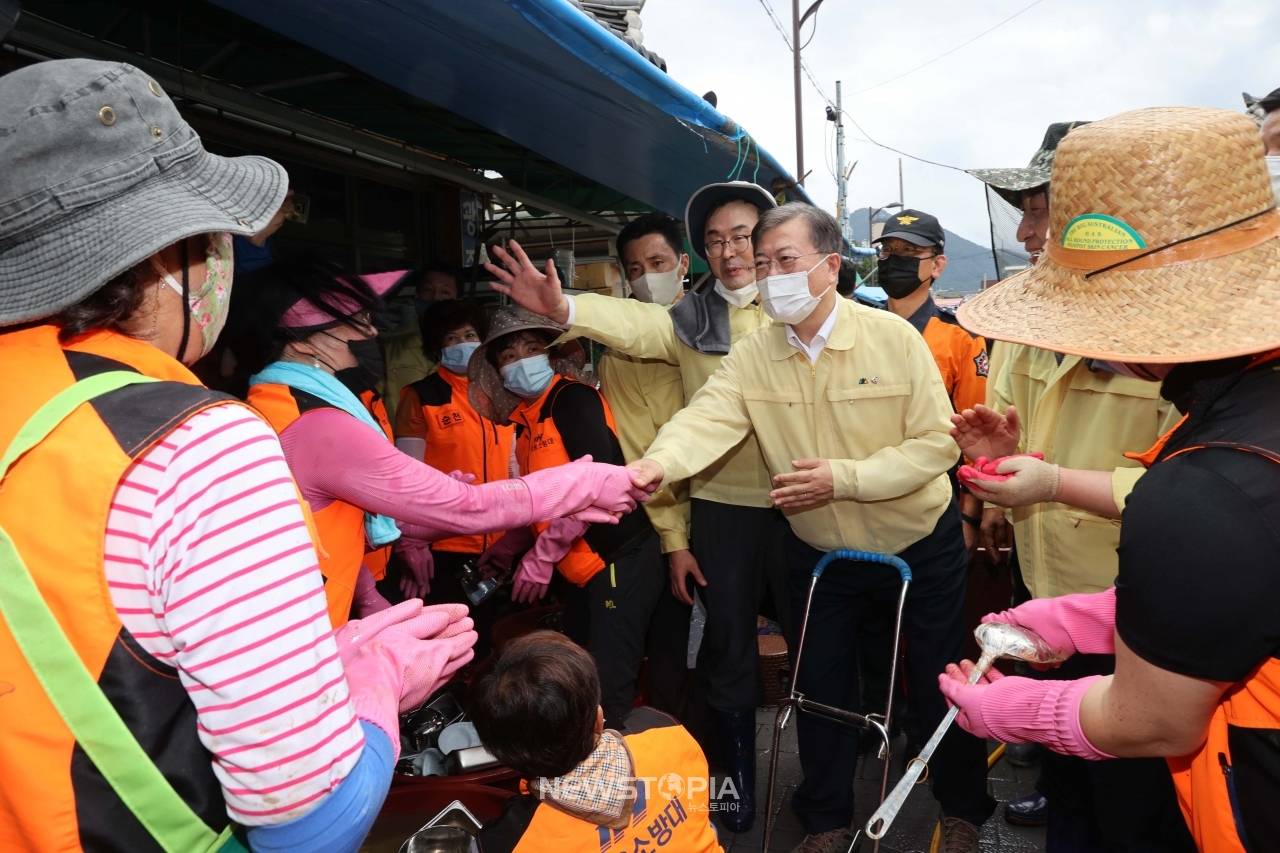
[704, 235, 752, 258]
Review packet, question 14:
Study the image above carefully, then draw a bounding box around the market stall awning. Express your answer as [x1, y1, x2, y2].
[206, 0, 811, 220]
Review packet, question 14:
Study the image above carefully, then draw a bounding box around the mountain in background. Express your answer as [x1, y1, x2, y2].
[848, 208, 997, 294]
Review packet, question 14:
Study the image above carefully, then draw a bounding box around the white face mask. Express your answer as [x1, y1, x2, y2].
[714, 279, 758, 308]
[1267, 155, 1280, 202]
[631, 269, 684, 306]
[758, 256, 833, 325]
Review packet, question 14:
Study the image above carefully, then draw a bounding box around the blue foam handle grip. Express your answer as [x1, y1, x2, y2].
[812, 549, 912, 583]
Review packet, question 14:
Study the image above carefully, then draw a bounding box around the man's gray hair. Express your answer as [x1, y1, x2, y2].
[752, 202, 843, 256]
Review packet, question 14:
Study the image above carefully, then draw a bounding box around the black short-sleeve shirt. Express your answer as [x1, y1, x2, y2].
[1116, 447, 1280, 682]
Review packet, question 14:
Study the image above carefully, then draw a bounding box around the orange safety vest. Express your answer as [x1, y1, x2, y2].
[509, 376, 619, 585]
[0, 325, 249, 852]
[1128, 353, 1280, 853]
[479, 708, 722, 853]
[402, 370, 515, 554]
[358, 389, 394, 581]
[247, 382, 393, 626]
[909, 299, 988, 415]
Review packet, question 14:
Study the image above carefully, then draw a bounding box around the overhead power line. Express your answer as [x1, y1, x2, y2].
[756, 0, 834, 106]
[757, 0, 1048, 174]
[851, 0, 1049, 96]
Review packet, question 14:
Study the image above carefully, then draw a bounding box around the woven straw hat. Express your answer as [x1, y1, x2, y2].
[468, 305, 585, 425]
[958, 107, 1280, 362]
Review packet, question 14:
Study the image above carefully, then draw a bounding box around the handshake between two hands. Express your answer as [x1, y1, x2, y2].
[627, 457, 837, 509]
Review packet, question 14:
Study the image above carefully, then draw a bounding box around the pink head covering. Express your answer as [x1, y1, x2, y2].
[278, 269, 410, 329]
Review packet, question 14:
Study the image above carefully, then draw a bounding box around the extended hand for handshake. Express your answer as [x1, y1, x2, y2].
[521, 454, 656, 524]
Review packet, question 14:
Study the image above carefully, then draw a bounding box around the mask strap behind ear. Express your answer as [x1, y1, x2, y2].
[175, 238, 192, 361]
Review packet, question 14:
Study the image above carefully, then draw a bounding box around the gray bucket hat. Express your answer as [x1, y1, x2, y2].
[468, 306, 586, 426]
[966, 121, 1091, 208]
[684, 181, 778, 262]
[0, 59, 288, 326]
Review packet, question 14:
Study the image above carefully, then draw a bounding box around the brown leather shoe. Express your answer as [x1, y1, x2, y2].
[788, 828, 855, 853]
[939, 815, 982, 853]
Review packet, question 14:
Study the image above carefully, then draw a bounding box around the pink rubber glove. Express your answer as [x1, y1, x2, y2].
[477, 526, 536, 577]
[342, 643, 406, 759]
[447, 469, 476, 485]
[353, 564, 393, 618]
[396, 536, 434, 599]
[512, 518, 589, 603]
[521, 455, 650, 525]
[958, 452, 1044, 489]
[334, 599, 470, 666]
[342, 628, 475, 757]
[938, 661, 1113, 760]
[430, 629, 479, 697]
[981, 588, 1116, 662]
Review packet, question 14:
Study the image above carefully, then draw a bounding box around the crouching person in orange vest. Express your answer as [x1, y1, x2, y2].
[469, 307, 668, 730]
[472, 632, 723, 853]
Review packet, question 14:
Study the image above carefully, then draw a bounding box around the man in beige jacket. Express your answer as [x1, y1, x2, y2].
[490, 203, 993, 853]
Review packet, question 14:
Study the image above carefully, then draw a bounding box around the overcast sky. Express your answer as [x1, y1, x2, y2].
[641, 0, 1280, 246]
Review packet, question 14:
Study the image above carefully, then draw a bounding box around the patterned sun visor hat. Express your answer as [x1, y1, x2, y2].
[468, 305, 586, 425]
[967, 121, 1091, 208]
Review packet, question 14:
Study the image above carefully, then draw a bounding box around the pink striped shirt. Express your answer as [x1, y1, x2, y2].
[104, 403, 364, 825]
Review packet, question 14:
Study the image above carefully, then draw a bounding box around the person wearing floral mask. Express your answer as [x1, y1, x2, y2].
[394, 300, 515, 635]
[624, 202, 995, 853]
[0, 58, 477, 853]
[468, 306, 666, 733]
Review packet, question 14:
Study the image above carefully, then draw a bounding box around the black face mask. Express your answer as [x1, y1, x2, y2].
[337, 337, 385, 396]
[877, 254, 931, 299]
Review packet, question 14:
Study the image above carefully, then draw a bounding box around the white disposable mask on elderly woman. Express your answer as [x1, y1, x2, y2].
[758, 255, 833, 324]
[1267, 155, 1280, 201]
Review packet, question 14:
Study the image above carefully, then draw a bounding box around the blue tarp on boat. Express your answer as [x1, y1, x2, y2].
[209, 0, 811, 219]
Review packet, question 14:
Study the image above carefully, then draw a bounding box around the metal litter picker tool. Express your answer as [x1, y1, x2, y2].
[865, 621, 1066, 842]
[761, 549, 913, 853]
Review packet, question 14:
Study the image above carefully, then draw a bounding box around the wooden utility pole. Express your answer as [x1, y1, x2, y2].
[792, 0, 826, 186]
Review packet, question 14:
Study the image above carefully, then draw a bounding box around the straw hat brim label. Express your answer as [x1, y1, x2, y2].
[1061, 214, 1147, 251]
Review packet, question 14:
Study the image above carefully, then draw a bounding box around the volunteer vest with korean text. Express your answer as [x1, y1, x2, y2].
[403, 370, 514, 553]
[509, 376, 652, 585]
[0, 326, 240, 852]
[479, 708, 721, 853]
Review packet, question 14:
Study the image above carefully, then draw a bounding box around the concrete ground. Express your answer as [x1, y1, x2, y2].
[711, 708, 1047, 853]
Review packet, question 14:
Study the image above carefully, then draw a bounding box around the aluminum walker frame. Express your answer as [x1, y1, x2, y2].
[760, 549, 912, 853]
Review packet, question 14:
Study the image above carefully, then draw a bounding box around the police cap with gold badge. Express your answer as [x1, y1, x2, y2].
[874, 209, 945, 251]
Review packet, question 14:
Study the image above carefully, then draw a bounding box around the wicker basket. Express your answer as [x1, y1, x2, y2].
[758, 633, 790, 707]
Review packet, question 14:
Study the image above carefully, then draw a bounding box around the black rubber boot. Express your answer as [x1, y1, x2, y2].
[714, 710, 756, 832]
